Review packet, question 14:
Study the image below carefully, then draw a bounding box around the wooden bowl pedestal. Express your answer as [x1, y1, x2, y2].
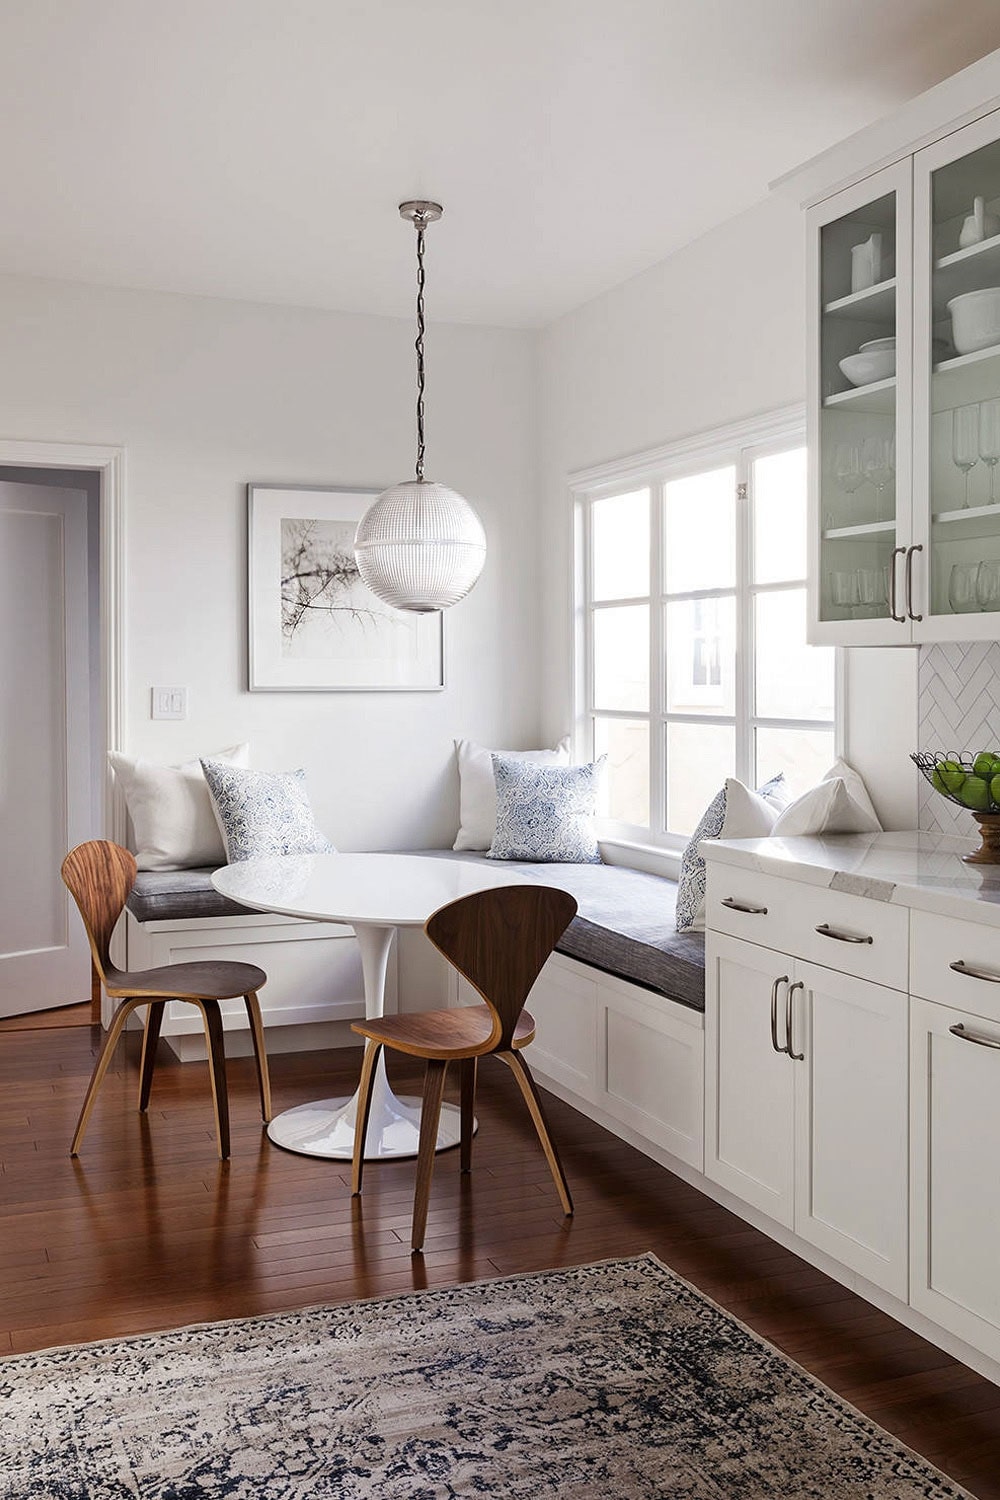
[963, 812, 1000, 864]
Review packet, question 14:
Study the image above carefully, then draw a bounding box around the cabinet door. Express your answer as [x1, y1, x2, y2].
[911, 994, 1000, 1361]
[705, 933, 794, 1227]
[913, 107, 1000, 640]
[807, 159, 913, 646]
[792, 961, 908, 1297]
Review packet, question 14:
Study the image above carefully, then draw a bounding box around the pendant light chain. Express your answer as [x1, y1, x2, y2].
[414, 219, 427, 483]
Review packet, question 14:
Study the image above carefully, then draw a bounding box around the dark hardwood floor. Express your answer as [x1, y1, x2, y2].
[2, 1021, 999, 1497]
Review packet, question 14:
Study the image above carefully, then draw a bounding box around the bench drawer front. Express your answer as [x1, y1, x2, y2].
[708, 868, 907, 989]
[911, 911, 1000, 1022]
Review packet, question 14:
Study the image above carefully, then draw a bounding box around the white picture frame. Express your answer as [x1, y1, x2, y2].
[248, 484, 445, 692]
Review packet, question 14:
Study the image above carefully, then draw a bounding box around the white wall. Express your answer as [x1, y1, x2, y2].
[0, 274, 540, 850]
[537, 194, 918, 829]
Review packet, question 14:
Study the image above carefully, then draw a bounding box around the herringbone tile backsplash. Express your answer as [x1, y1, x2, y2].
[918, 642, 1000, 833]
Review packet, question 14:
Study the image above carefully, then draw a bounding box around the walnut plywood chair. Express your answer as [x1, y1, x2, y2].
[61, 840, 272, 1160]
[351, 883, 577, 1252]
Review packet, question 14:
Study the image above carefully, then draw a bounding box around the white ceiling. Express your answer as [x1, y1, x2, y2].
[1, 1, 998, 328]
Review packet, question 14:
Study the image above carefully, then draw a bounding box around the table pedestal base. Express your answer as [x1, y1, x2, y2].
[266, 1052, 475, 1161]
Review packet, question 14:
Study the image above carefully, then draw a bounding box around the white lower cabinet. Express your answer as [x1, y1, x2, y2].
[706, 932, 909, 1298]
[911, 995, 1000, 1364]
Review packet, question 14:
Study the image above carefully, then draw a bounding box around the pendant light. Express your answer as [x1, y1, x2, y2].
[354, 201, 486, 613]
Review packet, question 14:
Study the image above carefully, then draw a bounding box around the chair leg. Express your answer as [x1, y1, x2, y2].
[195, 1000, 231, 1161]
[71, 997, 144, 1156]
[500, 1051, 574, 1216]
[137, 1001, 166, 1112]
[351, 1040, 383, 1196]
[412, 1058, 449, 1254]
[459, 1057, 477, 1174]
[242, 990, 272, 1123]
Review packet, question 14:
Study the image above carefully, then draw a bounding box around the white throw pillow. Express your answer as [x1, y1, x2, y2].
[771, 764, 883, 838]
[675, 776, 784, 934]
[453, 736, 571, 851]
[108, 744, 249, 870]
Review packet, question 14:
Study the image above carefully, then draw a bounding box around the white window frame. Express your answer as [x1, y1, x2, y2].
[570, 405, 844, 857]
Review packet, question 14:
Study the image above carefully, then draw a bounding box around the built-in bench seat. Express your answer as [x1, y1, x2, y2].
[127, 852, 706, 1011]
[124, 851, 707, 1171]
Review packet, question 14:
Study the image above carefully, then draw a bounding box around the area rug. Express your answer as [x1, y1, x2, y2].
[0, 1254, 971, 1498]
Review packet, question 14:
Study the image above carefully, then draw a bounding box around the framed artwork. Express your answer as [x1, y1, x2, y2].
[247, 484, 445, 691]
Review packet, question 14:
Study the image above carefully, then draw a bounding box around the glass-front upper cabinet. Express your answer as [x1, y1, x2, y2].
[913, 113, 1000, 640]
[807, 161, 913, 644]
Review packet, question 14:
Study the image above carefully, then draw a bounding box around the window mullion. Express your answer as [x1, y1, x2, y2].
[650, 480, 665, 837]
[734, 460, 752, 787]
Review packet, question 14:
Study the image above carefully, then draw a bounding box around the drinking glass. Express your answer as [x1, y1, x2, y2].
[856, 566, 887, 618]
[861, 436, 894, 520]
[953, 405, 980, 508]
[949, 561, 980, 613]
[980, 400, 1000, 504]
[834, 442, 865, 497]
[977, 559, 1000, 612]
[830, 570, 860, 618]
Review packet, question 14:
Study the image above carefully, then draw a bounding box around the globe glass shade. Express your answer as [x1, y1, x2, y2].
[354, 480, 487, 612]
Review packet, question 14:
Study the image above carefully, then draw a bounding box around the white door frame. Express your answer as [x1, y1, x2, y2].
[0, 439, 126, 842]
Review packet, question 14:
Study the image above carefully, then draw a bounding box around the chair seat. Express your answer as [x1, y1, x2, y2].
[104, 960, 267, 1001]
[354, 1003, 536, 1059]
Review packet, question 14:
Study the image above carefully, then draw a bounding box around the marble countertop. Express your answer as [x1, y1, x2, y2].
[703, 830, 1000, 927]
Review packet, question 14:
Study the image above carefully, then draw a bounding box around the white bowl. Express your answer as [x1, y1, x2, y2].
[860, 337, 896, 353]
[839, 348, 896, 386]
[948, 288, 1000, 355]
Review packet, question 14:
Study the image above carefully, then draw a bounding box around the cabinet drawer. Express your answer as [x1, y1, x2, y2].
[707, 866, 907, 990]
[910, 910, 1000, 1023]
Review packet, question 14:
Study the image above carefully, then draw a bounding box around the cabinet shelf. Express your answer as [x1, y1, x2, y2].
[932, 502, 1000, 540]
[823, 377, 896, 414]
[934, 233, 1000, 313]
[823, 279, 896, 323]
[932, 343, 1000, 408]
[822, 520, 896, 541]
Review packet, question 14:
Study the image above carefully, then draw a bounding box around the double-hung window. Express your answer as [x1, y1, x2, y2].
[576, 414, 837, 849]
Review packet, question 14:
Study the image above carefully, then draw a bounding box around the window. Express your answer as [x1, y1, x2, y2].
[578, 420, 837, 847]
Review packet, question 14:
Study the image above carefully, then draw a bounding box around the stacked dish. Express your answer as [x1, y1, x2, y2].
[839, 337, 896, 388]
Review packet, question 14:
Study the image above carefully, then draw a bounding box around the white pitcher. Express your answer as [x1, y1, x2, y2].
[850, 232, 881, 293]
[959, 195, 1000, 248]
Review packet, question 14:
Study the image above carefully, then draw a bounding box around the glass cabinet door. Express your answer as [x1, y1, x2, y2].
[914, 110, 1000, 639]
[808, 161, 912, 644]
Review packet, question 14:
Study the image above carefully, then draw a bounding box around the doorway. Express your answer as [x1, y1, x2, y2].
[0, 448, 124, 1019]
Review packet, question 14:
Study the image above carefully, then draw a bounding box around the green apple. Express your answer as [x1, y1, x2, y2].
[933, 767, 948, 795]
[939, 765, 967, 795]
[974, 752, 996, 778]
[991, 774, 1000, 808]
[960, 775, 990, 811]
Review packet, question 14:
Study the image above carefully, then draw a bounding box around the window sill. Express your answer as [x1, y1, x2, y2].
[598, 839, 683, 881]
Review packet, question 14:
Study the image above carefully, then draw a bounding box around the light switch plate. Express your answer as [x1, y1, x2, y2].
[151, 686, 188, 720]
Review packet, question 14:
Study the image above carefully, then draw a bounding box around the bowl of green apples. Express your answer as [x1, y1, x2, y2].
[911, 750, 1000, 863]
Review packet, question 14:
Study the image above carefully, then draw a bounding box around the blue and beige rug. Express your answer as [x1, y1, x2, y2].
[0, 1254, 970, 1497]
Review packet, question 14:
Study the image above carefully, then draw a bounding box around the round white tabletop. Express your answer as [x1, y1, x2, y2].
[212, 853, 529, 1162]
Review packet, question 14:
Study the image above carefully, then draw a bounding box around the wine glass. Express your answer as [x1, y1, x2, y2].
[977, 559, 1000, 612]
[949, 561, 980, 613]
[834, 442, 865, 498]
[953, 405, 980, 508]
[856, 566, 887, 618]
[862, 436, 894, 521]
[830, 570, 860, 618]
[980, 400, 1000, 504]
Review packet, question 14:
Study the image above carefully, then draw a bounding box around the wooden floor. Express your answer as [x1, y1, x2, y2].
[2, 1023, 999, 1497]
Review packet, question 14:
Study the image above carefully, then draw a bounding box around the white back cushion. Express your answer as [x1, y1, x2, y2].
[109, 743, 249, 870]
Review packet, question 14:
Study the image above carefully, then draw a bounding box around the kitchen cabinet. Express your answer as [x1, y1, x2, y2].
[808, 104, 1000, 643]
[705, 930, 909, 1297]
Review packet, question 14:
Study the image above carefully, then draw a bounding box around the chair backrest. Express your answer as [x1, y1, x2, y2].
[425, 884, 577, 1052]
[61, 841, 137, 982]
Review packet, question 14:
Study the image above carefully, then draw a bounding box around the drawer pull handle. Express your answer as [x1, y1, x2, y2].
[949, 1022, 1000, 1051]
[950, 959, 1000, 984]
[786, 980, 805, 1061]
[722, 897, 768, 915]
[770, 975, 789, 1054]
[815, 923, 873, 946]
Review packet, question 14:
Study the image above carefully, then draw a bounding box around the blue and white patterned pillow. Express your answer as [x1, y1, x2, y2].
[488, 755, 605, 864]
[675, 774, 785, 933]
[200, 760, 335, 864]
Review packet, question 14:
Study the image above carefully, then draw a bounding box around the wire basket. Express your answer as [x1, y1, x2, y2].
[911, 751, 1000, 863]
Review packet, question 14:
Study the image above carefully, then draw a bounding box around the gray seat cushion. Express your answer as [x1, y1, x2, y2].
[413, 850, 705, 1012]
[128, 868, 246, 922]
[127, 852, 706, 1013]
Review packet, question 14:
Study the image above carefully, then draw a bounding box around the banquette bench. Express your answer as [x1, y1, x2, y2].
[120, 853, 707, 1168]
